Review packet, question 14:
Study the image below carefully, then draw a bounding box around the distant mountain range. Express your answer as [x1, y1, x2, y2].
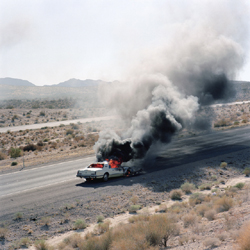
[0, 77, 111, 87]
[55, 78, 111, 87]
[0, 77, 35, 87]
[0, 77, 249, 102]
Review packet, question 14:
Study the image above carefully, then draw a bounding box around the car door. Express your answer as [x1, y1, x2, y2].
[111, 167, 123, 177]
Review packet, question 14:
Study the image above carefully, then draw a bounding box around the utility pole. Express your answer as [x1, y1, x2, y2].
[23, 153, 25, 169]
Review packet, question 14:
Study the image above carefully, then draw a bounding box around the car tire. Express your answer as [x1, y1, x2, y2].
[127, 168, 132, 175]
[103, 173, 109, 182]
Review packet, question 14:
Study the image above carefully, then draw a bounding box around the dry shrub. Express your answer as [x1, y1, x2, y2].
[214, 119, 230, 127]
[37, 140, 44, 146]
[217, 231, 228, 241]
[41, 216, 51, 226]
[168, 202, 184, 214]
[189, 193, 205, 206]
[220, 162, 228, 168]
[14, 212, 23, 220]
[182, 213, 198, 228]
[178, 235, 189, 245]
[34, 239, 52, 250]
[170, 189, 183, 200]
[225, 186, 239, 197]
[62, 233, 82, 249]
[0, 227, 8, 239]
[157, 204, 168, 213]
[224, 214, 237, 231]
[20, 237, 31, 247]
[230, 229, 240, 241]
[146, 214, 180, 247]
[76, 230, 112, 250]
[204, 209, 217, 221]
[9, 147, 23, 158]
[111, 223, 149, 250]
[146, 215, 168, 246]
[114, 214, 179, 248]
[50, 142, 57, 149]
[97, 215, 104, 223]
[243, 167, 250, 177]
[238, 221, 250, 250]
[234, 182, 245, 190]
[128, 205, 141, 213]
[95, 221, 110, 235]
[110, 236, 149, 250]
[73, 219, 87, 230]
[214, 196, 233, 212]
[192, 224, 204, 235]
[0, 151, 7, 160]
[196, 203, 210, 217]
[130, 195, 139, 205]
[23, 144, 37, 152]
[128, 214, 150, 223]
[180, 182, 196, 194]
[203, 237, 220, 248]
[199, 182, 213, 190]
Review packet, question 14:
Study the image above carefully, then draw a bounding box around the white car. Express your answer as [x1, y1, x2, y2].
[76, 161, 133, 181]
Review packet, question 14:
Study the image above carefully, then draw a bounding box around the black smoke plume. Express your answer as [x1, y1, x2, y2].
[94, 2, 248, 163]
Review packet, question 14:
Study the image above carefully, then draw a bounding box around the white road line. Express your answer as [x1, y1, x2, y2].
[0, 156, 94, 177]
[0, 178, 77, 198]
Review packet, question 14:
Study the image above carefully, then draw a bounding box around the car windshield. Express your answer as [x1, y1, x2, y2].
[88, 164, 104, 168]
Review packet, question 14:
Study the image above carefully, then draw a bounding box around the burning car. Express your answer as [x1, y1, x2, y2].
[76, 160, 140, 182]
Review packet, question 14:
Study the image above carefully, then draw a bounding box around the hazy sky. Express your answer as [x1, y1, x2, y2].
[0, 0, 249, 86]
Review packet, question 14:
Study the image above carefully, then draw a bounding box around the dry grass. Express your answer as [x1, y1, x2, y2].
[237, 221, 250, 250]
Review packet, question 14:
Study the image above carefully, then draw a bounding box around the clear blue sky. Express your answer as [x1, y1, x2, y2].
[0, 0, 249, 86]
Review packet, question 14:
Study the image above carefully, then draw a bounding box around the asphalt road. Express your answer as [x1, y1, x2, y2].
[0, 125, 250, 221]
[0, 116, 115, 133]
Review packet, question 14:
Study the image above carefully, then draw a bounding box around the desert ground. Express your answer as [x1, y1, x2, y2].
[0, 99, 250, 249]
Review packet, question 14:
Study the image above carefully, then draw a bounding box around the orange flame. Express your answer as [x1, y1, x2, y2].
[89, 163, 103, 168]
[107, 158, 122, 168]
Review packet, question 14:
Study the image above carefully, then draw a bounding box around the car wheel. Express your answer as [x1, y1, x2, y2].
[103, 173, 109, 182]
[127, 168, 132, 175]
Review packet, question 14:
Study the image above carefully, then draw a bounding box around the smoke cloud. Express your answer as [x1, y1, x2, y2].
[94, 1, 248, 163]
[0, 18, 31, 49]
